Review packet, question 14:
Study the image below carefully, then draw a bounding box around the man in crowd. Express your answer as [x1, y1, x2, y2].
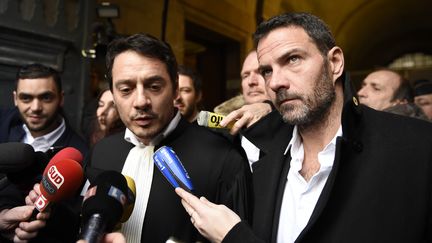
[0, 64, 88, 242]
[176, 12, 432, 243]
[358, 69, 409, 110]
[357, 69, 427, 119]
[224, 50, 277, 170]
[174, 65, 203, 123]
[414, 79, 432, 120]
[241, 50, 274, 105]
[85, 33, 249, 242]
[0, 64, 88, 153]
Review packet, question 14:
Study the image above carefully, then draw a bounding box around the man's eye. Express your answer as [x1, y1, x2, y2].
[150, 84, 161, 91]
[41, 95, 54, 102]
[261, 69, 272, 78]
[119, 87, 131, 94]
[289, 56, 300, 63]
[19, 96, 32, 103]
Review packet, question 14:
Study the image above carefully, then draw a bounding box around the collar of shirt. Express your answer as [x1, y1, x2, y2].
[276, 125, 343, 243]
[22, 117, 66, 152]
[283, 125, 343, 172]
[124, 111, 181, 147]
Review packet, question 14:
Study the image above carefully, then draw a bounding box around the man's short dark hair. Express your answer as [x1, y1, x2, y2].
[106, 33, 178, 90]
[253, 12, 336, 57]
[16, 63, 62, 92]
[178, 65, 202, 93]
[393, 77, 414, 102]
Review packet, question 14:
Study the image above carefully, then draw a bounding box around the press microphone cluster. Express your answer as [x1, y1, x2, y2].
[0, 142, 82, 190]
[80, 171, 136, 243]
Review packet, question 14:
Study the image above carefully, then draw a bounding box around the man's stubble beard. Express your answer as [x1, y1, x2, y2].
[276, 60, 336, 129]
[22, 108, 62, 134]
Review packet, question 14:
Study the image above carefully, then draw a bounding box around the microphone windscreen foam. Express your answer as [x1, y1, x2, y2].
[0, 142, 35, 173]
[120, 175, 136, 222]
[46, 147, 83, 169]
[82, 171, 128, 231]
[35, 158, 83, 212]
[40, 159, 84, 202]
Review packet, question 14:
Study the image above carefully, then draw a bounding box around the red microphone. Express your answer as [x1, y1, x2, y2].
[31, 158, 83, 218]
[45, 147, 83, 168]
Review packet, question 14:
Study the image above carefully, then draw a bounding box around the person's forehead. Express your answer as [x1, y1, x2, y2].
[415, 93, 432, 100]
[100, 90, 113, 101]
[17, 77, 57, 92]
[178, 74, 193, 87]
[112, 51, 169, 77]
[242, 52, 258, 71]
[365, 71, 400, 87]
[257, 26, 313, 60]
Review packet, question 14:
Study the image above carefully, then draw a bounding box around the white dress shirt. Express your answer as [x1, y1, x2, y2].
[241, 135, 260, 171]
[120, 111, 181, 243]
[277, 125, 342, 243]
[22, 118, 66, 152]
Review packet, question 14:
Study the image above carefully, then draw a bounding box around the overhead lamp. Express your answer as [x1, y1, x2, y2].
[96, 2, 120, 19]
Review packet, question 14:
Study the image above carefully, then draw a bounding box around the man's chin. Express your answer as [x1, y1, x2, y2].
[27, 125, 47, 133]
[247, 96, 267, 104]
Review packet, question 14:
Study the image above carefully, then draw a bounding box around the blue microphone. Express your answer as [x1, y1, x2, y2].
[153, 146, 194, 194]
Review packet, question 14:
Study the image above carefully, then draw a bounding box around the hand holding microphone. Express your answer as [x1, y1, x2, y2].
[30, 148, 84, 219]
[175, 188, 241, 243]
[0, 146, 83, 241]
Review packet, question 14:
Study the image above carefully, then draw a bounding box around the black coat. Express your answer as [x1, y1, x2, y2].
[86, 117, 251, 243]
[224, 75, 432, 243]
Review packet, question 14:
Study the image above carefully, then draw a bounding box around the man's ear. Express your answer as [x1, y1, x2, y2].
[13, 91, 17, 106]
[60, 91, 65, 107]
[327, 46, 344, 83]
[196, 91, 202, 103]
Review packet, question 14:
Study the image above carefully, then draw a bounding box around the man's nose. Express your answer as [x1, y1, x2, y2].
[30, 99, 42, 111]
[357, 86, 367, 98]
[268, 69, 289, 92]
[134, 88, 151, 108]
[248, 73, 259, 86]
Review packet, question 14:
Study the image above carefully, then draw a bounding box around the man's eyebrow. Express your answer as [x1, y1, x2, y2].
[370, 82, 380, 88]
[257, 48, 305, 72]
[144, 75, 166, 83]
[18, 91, 54, 97]
[276, 48, 304, 63]
[258, 64, 271, 74]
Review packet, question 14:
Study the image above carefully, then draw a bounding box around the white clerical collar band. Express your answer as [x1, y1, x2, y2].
[124, 111, 181, 147]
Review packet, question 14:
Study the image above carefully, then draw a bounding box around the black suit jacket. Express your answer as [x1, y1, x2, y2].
[224, 75, 432, 243]
[86, 117, 251, 243]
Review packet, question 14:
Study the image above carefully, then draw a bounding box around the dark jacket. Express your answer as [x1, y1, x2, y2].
[0, 108, 88, 154]
[86, 117, 251, 243]
[224, 74, 432, 243]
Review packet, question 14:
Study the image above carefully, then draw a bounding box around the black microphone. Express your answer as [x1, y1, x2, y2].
[0, 142, 49, 190]
[0, 142, 46, 173]
[79, 171, 128, 243]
